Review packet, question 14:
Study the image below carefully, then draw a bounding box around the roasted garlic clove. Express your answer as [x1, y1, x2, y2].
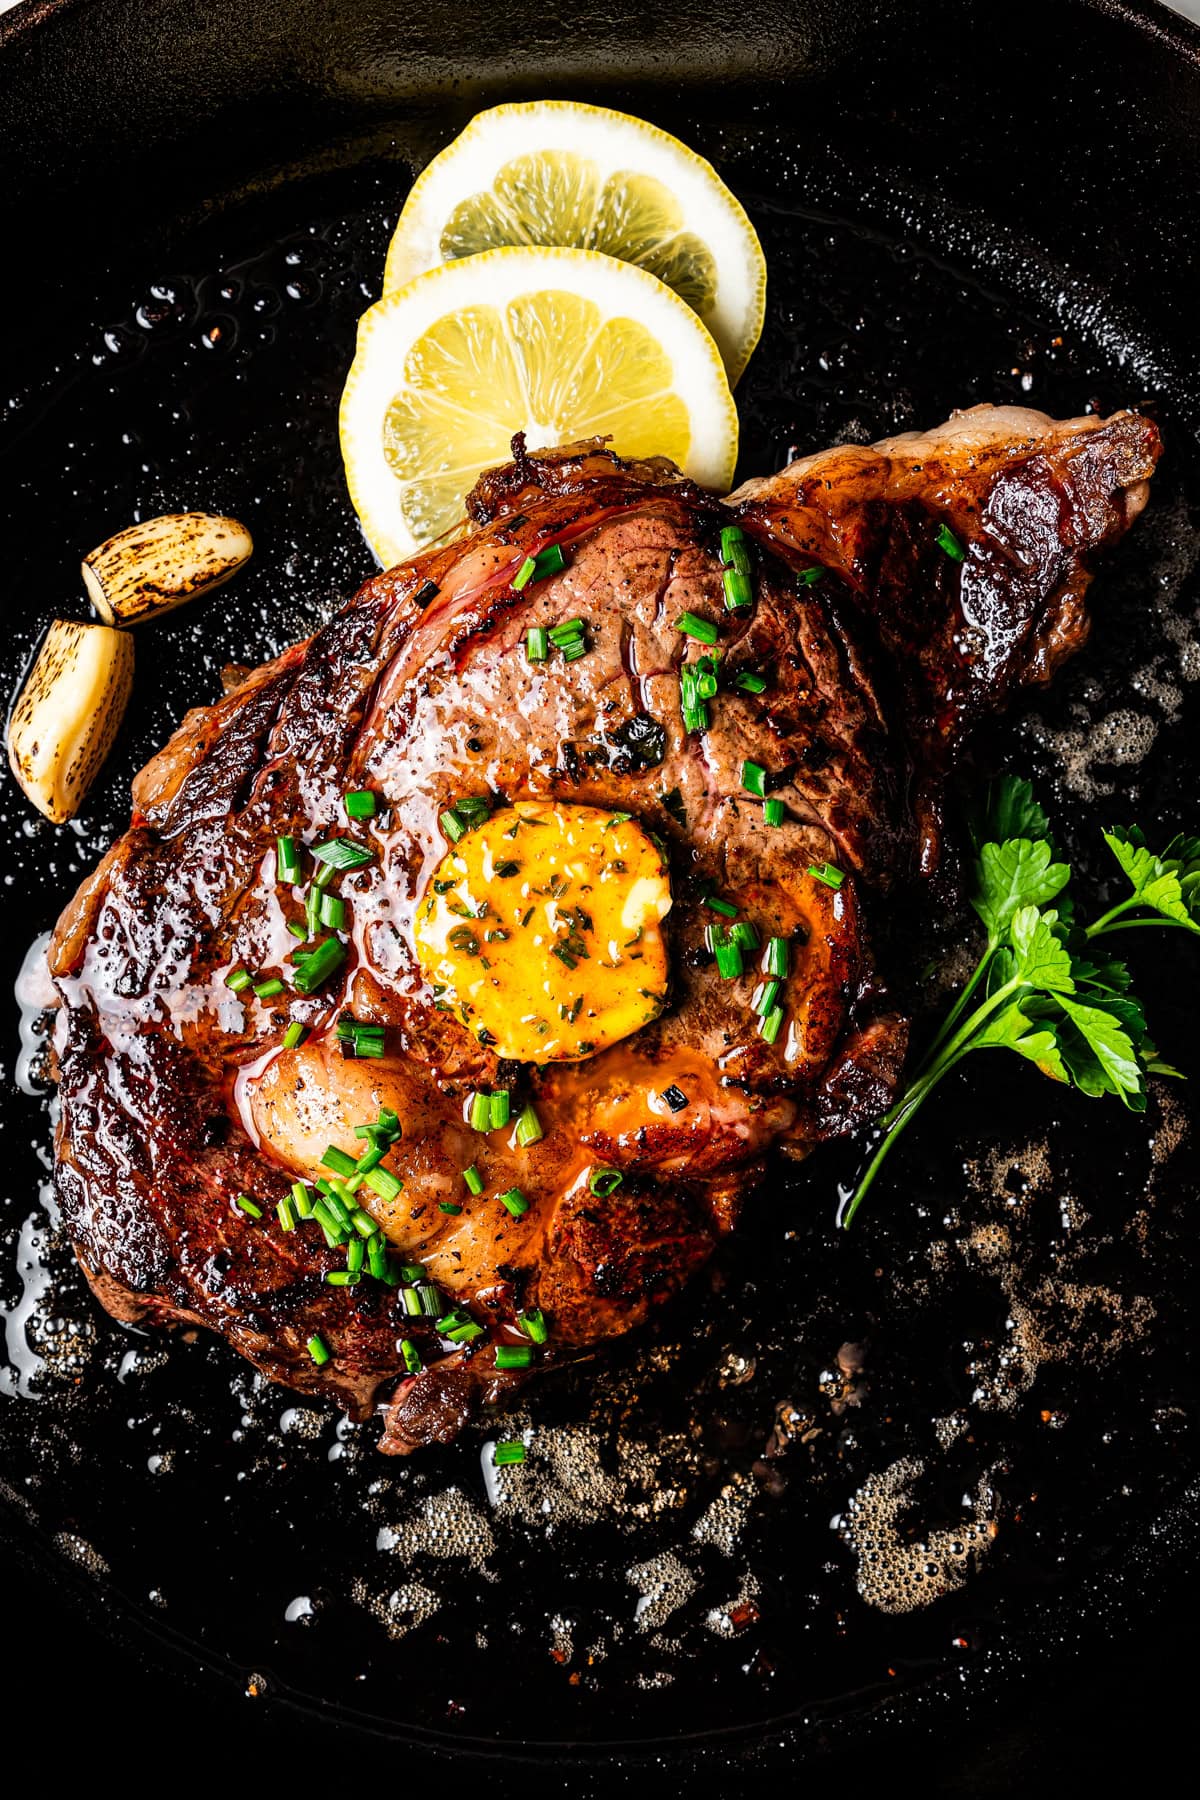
[82, 511, 253, 625]
[7, 620, 134, 822]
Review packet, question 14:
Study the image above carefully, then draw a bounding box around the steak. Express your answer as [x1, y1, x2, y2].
[47, 405, 1161, 1451]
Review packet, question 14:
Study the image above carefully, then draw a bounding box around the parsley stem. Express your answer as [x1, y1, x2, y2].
[914, 941, 995, 1073]
[1086, 913, 1198, 937]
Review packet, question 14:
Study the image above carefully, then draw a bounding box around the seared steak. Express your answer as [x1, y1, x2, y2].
[48, 406, 1161, 1450]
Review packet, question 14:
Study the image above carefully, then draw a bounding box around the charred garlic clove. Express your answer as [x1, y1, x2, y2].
[82, 511, 253, 625]
[7, 620, 134, 822]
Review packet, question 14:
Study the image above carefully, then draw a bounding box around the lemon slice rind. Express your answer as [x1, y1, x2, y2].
[340, 244, 739, 569]
[382, 100, 765, 387]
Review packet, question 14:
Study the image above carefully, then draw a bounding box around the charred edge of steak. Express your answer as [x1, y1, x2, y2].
[467, 434, 714, 527]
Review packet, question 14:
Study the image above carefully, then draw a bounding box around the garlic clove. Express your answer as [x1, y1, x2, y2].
[7, 620, 134, 823]
[82, 511, 253, 625]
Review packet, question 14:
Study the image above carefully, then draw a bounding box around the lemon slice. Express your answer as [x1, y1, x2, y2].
[340, 244, 738, 568]
[382, 101, 765, 387]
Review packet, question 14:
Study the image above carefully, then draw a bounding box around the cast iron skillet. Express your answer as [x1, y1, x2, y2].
[2, 0, 1200, 1780]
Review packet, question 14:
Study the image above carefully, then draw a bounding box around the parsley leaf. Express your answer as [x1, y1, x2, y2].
[971, 839, 1071, 938]
[965, 774, 1050, 852]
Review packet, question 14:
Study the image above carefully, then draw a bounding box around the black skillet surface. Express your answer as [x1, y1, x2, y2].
[2, 0, 1200, 1779]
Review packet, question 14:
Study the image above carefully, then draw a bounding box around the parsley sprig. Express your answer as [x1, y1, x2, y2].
[841, 777, 1194, 1227]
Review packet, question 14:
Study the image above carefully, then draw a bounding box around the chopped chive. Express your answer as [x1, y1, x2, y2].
[311, 837, 373, 871]
[398, 1262, 425, 1281]
[759, 1004, 786, 1044]
[282, 1020, 307, 1050]
[275, 1196, 296, 1233]
[588, 1167, 623, 1197]
[307, 1334, 330, 1366]
[463, 1164, 484, 1195]
[722, 566, 753, 611]
[488, 1091, 511, 1131]
[935, 523, 966, 562]
[519, 1308, 549, 1345]
[321, 1145, 358, 1179]
[526, 625, 548, 663]
[381, 1259, 403, 1289]
[742, 760, 767, 798]
[516, 1103, 543, 1148]
[808, 861, 845, 890]
[447, 1321, 486, 1345]
[234, 1193, 262, 1219]
[695, 655, 720, 700]
[285, 920, 308, 939]
[734, 669, 768, 695]
[317, 891, 346, 930]
[714, 939, 744, 979]
[312, 859, 337, 891]
[344, 789, 376, 820]
[766, 936, 790, 978]
[495, 1344, 534, 1370]
[494, 1442, 526, 1466]
[455, 795, 492, 823]
[291, 936, 346, 994]
[703, 892, 739, 919]
[499, 1186, 529, 1218]
[435, 1309, 472, 1334]
[764, 798, 785, 827]
[440, 808, 465, 843]
[548, 617, 585, 646]
[291, 1181, 313, 1219]
[661, 1084, 688, 1113]
[730, 920, 760, 950]
[720, 523, 751, 573]
[512, 554, 538, 591]
[676, 610, 719, 645]
[559, 635, 589, 662]
[439, 1200, 463, 1215]
[367, 1235, 388, 1280]
[401, 1285, 423, 1316]
[351, 1208, 378, 1239]
[361, 1165, 403, 1202]
[753, 978, 783, 1016]
[417, 1284, 441, 1316]
[796, 566, 825, 586]
[225, 967, 252, 992]
[320, 1188, 353, 1230]
[326, 1270, 361, 1286]
[469, 1093, 492, 1132]
[304, 883, 321, 939]
[400, 1337, 423, 1373]
[252, 976, 285, 998]
[276, 835, 301, 884]
[535, 543, 567, 580]
[312, 1205, 346, 1247]
[346, 1235, 365, 1274]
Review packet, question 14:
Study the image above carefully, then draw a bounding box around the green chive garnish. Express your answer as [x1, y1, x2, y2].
[494, 1442, 526, 1466]
[439, 1200, 463, 1215]
[676, 611, 719, 645]
[499, 1186, 529, 1218]
[763, 798, 785, 827]
[401, 1286, 423, 1316]
[512, 554, 538, 591]
[516, 1103, 543, 1147]
[361, 1165, 402, 1202]
[588, 1167, 623, 1197]
[489, 1091, 511, 1131]
[519, 1308, 549, 1345]
[935, 523, 965, 562]
[463, 1164, 484, 1195]
[742, 760, 767, 798]
[808, 862, 845, 890]
[400, 1337, 423, 1374]
[276, 1196, 296, 1233]
[346, 1236, 365, 1274]
[291, 1181, 313, 1219]
[276, 835, 301, 884]
[252, 976, 284, 998]
[730, 920, 759, 950]
[282, 1020, 307, 1049]
[535, 543, 566, 579]
[704, 891, 739, 919]
[225, 967, 252, 992]
[291, 936, 346, 994]
[344, 789, 376, 820]
[317, 892, 346, 931]
[796, 566, 825, 586]
[350, 1207, 378, 1239]
[734, 669, 768, 694]
[495, 1344, 533, 1370]
[759, 1005, 786, 1045]
[753, 978, 782, 1016]
[321, 1145, 358, 1178]
[307, 1334, 331, 1366]
[325, 1270, 360, 1286]
[766, 936, 790, 978]
[722, 567, 753, 611]
[234, 1193, 262, 1219]
[548, 618, 585, 646]
[720, 523, 751, 572]
[526, 625, 548, 663]
[311, 837, 373, 871]
[440, 808, 466, 843]
[367, 1235, 388, 1280]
